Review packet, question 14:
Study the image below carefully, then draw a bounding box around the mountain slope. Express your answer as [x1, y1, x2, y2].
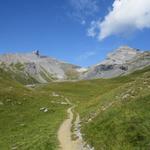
[40, 66, 150, 150]
[0, 47, 150, 84]
[0, 51, 81, 84]
[82, 67, 150, 149]
[0, 68, 68, 150]
[0, 64, 150, 149]
[82, 46, 150, 79]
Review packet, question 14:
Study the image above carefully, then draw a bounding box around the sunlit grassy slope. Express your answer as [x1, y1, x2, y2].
[0, 66, 150, 150]
[0, 69, 67, 150]
[41, 66, 150, 150]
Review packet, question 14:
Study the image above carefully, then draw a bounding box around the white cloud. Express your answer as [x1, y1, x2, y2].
[68, 0, 99, 23]
[77, 51, 96, 60]
[87, 20, 100, 37]
[88, 0, 150, 40]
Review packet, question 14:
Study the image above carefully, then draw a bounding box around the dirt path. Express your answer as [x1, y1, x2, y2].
[58, 107, 84, 150]
[58, 107, 92, 150]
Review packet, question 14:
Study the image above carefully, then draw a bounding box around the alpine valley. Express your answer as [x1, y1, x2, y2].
[0, 46, 150, 84]
[0, 46, 150, 150]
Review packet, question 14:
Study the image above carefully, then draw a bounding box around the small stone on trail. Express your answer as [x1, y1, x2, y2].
[40, 107, 45, 111]
[88, 118, 92, 122]
[11, 146, 18, 150]
[60, 102, 68, 105]
[40, 107, 49, 112]
[20, 123, 25, 127]
[52, 92, 59, 97]
[44, 108, 49, 112]
[122, 94, 130, 100]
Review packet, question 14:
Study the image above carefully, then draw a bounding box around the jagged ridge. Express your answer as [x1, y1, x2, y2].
[0, 51, 81, 84]
[0, 47, 150, 83]
[81, 46, 150, 79]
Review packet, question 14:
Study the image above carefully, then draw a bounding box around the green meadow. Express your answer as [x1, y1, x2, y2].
[0, 67, 150, 149]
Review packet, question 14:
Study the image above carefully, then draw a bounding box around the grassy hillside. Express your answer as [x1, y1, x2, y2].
[40, 67, 150, 149]
[82, 68, 150, 149]
[0, 69, 68, 150]
[0, 63, 39, 84]
[0, 67, 150, 149]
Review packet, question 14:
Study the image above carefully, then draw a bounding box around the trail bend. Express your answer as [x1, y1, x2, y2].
[58, 105, 93, 150]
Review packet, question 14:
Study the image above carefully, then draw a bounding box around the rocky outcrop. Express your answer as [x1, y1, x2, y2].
[0, 46, 149, 83]
[0, 51, 81, 83]
[81, 46, 150, 79]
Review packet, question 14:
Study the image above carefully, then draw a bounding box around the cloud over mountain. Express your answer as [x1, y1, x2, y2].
[88, 0, 150, 40]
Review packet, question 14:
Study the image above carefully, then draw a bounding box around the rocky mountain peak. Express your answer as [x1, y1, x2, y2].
[0, 51, 81, 83]
[0, 46, 149, 83]
[82, 46, 150, 80]
[32, 50, 40, 56]
[101, 46, 141, 65]
[116, 46, 140, 53]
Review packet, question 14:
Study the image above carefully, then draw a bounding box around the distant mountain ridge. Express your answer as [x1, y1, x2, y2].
[82, 46, 150, 79]
[99, 46, 141, 65]
[0, 46, 150, 84]
[0, 51, 81, 83]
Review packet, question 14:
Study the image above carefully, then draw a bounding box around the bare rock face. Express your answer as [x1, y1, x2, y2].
[100, 46, 141, 65]
[0, 51, 81, 83]
[32, 50, 40, 56]
[81, 46, 150, 79]
[0, 47, 149, 83]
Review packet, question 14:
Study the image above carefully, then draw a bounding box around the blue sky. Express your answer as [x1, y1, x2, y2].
[0, 0, 150, 67]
